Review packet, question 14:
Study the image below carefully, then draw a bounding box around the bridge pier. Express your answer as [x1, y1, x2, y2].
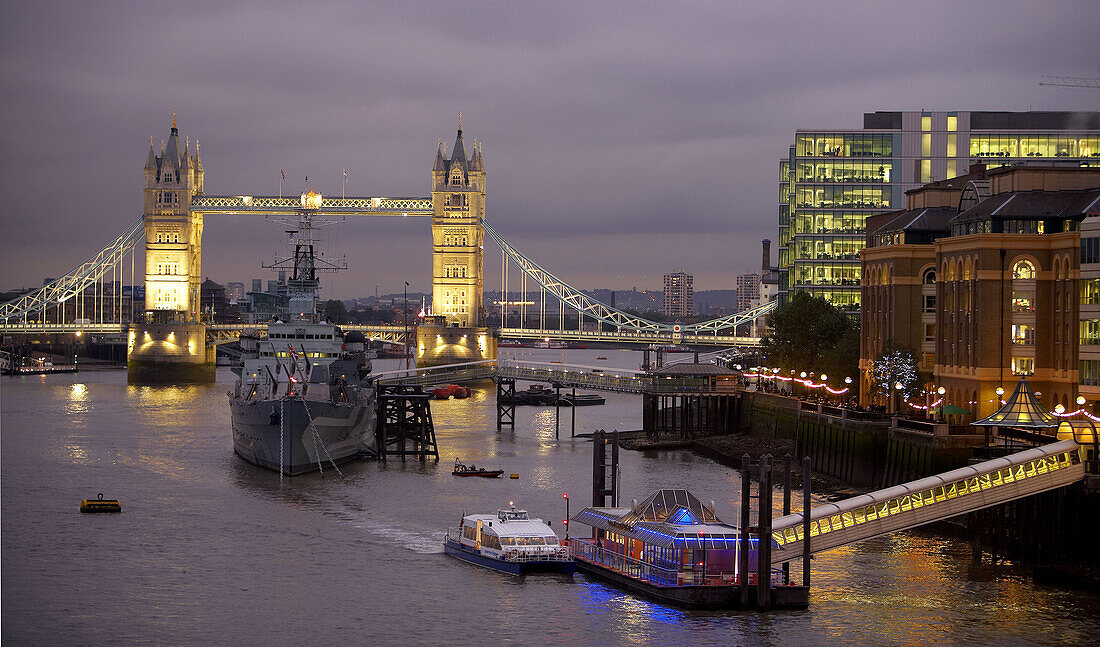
[415, 321, 496, 368]
[126, 322, 214, 383]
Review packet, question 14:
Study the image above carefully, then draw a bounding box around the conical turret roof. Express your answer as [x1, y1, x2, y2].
[971, 378, 1059, 428]
[144, 138, 158, 171]
[162, 122, 181, 169]
[449, 126, 467, 172]
[433, 141, 446, 171]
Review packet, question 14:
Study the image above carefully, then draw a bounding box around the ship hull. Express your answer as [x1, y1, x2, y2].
[230, 396, 375, 476]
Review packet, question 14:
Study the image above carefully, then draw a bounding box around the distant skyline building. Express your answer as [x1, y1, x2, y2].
[663, 270, 693, 317]
[226, 281, 245, 302]
[735, 273, 760, 313]
[778, 110, 1100, 313]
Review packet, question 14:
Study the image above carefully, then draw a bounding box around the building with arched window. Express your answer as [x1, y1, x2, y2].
[860, 165, 1100, 418]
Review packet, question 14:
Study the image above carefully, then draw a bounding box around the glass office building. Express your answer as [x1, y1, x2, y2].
[777, 111, 1100, 314]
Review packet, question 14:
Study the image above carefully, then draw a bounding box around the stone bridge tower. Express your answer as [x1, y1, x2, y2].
[431, 118, 485, 327]
[143, 113, 204, 319]
[129, 114, 213, 382]
[418, 117, 496, 366]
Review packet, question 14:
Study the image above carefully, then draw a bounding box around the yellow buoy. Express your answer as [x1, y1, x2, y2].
[509, 473, 519, 479]
[80, 493, 121, 513]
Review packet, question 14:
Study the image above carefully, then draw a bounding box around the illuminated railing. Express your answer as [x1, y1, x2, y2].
[769, 439, 1085, 565]
[497, 359, 649, 393]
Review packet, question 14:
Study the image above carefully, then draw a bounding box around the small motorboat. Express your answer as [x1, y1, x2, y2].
[452, 458, 504, 478]
[500, 384, 556, 406]
[444, 505, 575, 575]
[558, 393, 606, 407]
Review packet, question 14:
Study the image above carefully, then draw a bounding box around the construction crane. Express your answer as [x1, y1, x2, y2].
[1039, 75, 1100, 89]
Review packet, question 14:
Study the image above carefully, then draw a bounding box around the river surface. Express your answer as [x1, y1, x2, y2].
[3, 348, 1099, 646]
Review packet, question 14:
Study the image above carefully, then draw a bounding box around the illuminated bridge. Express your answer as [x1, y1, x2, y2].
[0, 209, 774, 347]
[0, 118, 775, 382]
[768, 439, 1086, 565]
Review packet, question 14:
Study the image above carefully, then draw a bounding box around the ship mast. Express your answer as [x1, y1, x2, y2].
[262, 188, 347, 321]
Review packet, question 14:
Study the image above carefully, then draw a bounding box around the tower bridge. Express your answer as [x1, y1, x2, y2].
[1, 115, 774, 382]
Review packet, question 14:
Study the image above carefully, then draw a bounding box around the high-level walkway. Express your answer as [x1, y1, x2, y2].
[769, 439, 1086, 565]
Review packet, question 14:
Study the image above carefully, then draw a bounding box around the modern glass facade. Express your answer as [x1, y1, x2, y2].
[777, 110, 1100, 314]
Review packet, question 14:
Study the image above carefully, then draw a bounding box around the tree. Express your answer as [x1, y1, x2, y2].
[323, 299, 348, 324]
[759, 292, 853, 373]
[870, 344, 920, 409]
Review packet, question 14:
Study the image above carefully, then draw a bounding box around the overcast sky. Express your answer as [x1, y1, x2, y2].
[1, 1, 1097, 298]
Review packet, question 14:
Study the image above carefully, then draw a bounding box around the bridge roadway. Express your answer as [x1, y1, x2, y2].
[769, 439, 1086, 565]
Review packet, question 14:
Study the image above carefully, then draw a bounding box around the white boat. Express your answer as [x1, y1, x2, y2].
[443, 505, 575, 575]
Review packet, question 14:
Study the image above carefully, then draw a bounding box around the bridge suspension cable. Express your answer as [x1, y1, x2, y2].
[0, 217, 144, 324]
[482, 219, 776, 334]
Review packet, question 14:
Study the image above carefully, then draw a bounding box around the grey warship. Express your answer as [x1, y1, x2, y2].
[228, 191, 376, 475]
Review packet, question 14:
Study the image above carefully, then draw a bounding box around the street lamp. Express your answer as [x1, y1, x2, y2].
[1078, 396, 1088, 407]
[937, 386, 946, 422]
[894, 381, 903, 414]
[563, 493, 570, 542]
[995, 386, 1005, 405]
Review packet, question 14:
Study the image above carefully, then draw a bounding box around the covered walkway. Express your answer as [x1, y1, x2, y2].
[770, 439, 1085, 565]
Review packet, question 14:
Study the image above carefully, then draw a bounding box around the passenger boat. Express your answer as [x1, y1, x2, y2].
[569, 489, 808, 609]
[444, 506, 575, 575]
[452, 459, 504, 478]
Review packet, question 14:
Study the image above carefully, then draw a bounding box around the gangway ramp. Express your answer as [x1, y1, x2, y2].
[770, 440, 1085, 566]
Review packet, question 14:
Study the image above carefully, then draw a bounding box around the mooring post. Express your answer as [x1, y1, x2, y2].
[554, 381, 561, 439]
[739, 453, 751, 607]
[802, 455, 811, 588]
[496, 377, 515, 430]
[758, 454, 772, 610]
[783, 453, 792, 585]
[571, 386, 576, 437]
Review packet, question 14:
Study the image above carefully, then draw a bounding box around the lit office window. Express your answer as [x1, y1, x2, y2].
[947, 134, 957, 157]
[947, 116, 957, 132]
[921, 159, 932, 183]
[922, 134, 932, 157]
[921, 116, 932, 131]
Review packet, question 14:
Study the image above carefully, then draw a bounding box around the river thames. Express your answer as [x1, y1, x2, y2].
[3, 348, 1098, 646]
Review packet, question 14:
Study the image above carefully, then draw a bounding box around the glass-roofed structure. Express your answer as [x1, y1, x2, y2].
[569, 489, 808, 609]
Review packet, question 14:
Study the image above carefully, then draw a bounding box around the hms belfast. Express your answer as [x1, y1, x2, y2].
[228, 191, 376, 475]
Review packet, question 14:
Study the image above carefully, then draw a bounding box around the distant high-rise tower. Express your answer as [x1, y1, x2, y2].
[431, 117, 485, 327]
[736, 273, 761, 312]
[663, 270, 693, 317]
[143, 113, 204, 320]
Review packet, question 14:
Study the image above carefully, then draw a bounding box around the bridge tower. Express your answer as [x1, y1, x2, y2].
[128, 114, 214, 382]
[416, 117, 497, 367]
